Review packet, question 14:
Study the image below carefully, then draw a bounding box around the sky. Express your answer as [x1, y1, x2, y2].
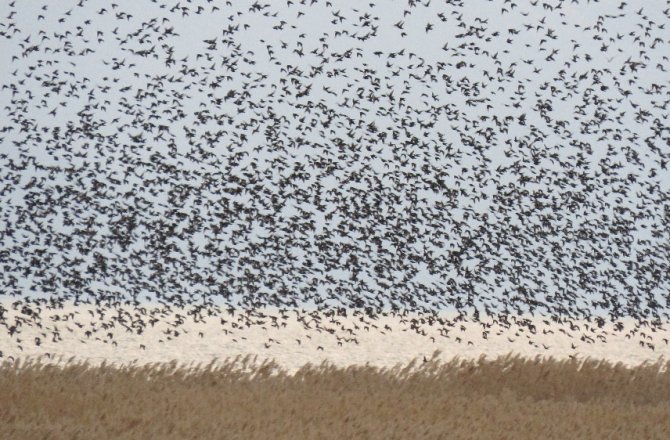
[0, 0, 669, 321]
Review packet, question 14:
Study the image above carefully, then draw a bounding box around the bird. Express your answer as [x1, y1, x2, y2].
[0, 0, 667, 364]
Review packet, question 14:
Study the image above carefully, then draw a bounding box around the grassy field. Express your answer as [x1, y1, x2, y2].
[2, 351, 669, 439]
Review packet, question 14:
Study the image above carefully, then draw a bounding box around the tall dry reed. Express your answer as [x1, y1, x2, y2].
[2, 351, 669, 439]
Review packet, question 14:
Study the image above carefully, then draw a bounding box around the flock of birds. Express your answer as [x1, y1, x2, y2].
[0, 0, 669, 353]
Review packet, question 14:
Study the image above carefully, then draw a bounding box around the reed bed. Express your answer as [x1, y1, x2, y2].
[2, 351, 669, 439]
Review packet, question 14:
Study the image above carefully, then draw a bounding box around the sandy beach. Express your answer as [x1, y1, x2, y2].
[2, 302, 668, 373]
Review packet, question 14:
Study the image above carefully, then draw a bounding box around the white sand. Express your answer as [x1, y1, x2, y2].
[1, 302, 668, 373]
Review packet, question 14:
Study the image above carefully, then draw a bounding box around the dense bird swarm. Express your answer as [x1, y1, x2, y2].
[0, 0, 669, 343]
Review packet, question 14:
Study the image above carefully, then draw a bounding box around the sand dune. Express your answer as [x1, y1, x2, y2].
[1, 303, 668, 373]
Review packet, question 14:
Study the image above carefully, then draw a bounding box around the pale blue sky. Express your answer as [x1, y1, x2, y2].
[0, 0, 668, 320]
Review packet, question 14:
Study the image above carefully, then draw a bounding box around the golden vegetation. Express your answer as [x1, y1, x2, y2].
[2, 351, 669, 439]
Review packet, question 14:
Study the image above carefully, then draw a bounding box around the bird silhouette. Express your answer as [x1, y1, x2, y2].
[0, 0, 668, 357]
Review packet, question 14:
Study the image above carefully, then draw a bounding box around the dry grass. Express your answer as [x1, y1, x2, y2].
[2, 351, 669, 439]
